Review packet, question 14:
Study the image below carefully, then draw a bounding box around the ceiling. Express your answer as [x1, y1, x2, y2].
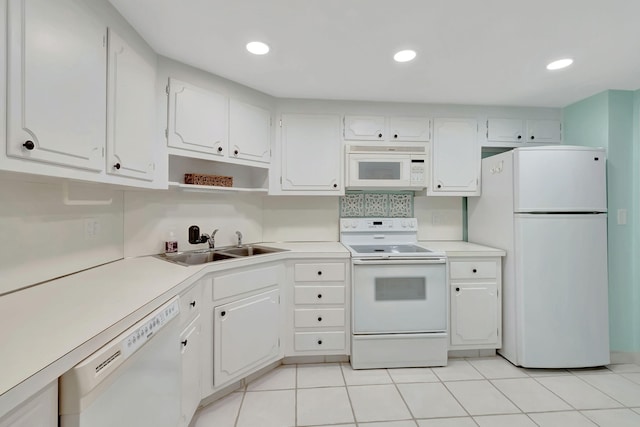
[108, 0, 640, 108]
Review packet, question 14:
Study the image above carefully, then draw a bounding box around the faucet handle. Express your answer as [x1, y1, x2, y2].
[208, 229, 219, 249]
[235, 231, 243, 247]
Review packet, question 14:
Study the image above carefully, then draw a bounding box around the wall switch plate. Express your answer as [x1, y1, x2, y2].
[617, 209, 627, 225]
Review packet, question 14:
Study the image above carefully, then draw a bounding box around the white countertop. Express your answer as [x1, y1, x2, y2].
[0, 242, 349, 410]
[419, 240, 506, 257]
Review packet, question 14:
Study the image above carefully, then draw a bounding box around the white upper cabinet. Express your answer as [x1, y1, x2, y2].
[106, 29, 156, 181]
[167, 78, 228, 157]
[7, 0, 106, 171]
[388, 117, 431, 142]
[344, 116, 386, 140]
[344, 115, 431, 142]
[486, 118, 525, 143]
[229, 99, 271, 164]
[486, 118, 561, 145]
[526, 119, 562, 143]
[429, 118, 479, 196]
[279, 113, 343, 194]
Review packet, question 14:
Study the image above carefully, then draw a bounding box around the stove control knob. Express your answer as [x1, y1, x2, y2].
[350, 220, 358, 229]
[401, 220, 408, 228]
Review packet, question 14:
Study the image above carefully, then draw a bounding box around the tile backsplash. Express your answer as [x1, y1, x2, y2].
[340, 191, 414, 218]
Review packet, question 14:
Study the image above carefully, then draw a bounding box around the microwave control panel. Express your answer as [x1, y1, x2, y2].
[410, 160, 426, 185]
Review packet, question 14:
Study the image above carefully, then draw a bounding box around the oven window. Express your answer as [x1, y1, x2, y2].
[359, 162, 401, 180]
[375, 277, 426, 301]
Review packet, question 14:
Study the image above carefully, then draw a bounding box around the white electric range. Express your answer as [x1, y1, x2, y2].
[340, 218, 449, 369]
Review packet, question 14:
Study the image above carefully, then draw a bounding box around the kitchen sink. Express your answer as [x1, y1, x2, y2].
[217, 245, 282, 257]
[155, 245, 285, 266]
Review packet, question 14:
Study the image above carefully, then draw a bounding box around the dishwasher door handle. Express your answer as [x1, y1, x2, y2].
[352, 258, 446, 265]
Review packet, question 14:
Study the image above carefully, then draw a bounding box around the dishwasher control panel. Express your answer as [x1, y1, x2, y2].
[123, 298, 180, 357]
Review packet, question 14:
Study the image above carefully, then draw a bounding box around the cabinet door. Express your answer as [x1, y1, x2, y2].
[450, 282, 499, 346]
[281, 114, 342, 193]
[213, 289, 280, 386]
[344, 116, 385, 140]
[487, 118, 525, 143]
[526, 119, 562, 143]
[0, 381, 57, 427]
[430, 118, 479, 195]
[7, 0, 106, 171]
[167, 78, 228, 156]
[389, 117, 431, 142]
[106, 29, 156, 181]
[229, 99, 271, 164]
[180, 316, 201, 427]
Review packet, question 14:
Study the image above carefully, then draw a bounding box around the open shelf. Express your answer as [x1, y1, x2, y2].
[168, 181, 268, 193]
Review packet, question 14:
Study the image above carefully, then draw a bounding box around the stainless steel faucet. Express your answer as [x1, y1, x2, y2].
[235, 231, 243, 247]
[208, 229, 219, 249]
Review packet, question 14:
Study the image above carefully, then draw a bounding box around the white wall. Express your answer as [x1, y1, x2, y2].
[262, 196, 340, 242]
[415, 196, 464, 241]
[123, 190, 263, 257]
[0, 175, 124, 295]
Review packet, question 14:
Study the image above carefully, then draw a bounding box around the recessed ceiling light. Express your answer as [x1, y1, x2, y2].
[394, 50, 416, 63]
[546, 58, 573, 70]
[246, 41, 270, 55]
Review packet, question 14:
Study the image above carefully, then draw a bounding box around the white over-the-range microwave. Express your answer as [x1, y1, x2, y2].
[345, 144, 428, 189]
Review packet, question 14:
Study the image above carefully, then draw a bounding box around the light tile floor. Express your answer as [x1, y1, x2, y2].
[191, 357, 640, 427]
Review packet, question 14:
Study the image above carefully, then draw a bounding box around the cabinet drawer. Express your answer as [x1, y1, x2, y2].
[294, 286, 344, 305]
[294, 263, 345, 282]
[450, 261, 497, 279]
[294, 308, 345, 328]
[294, 331, 346, 352]
[213, 264, 283, 300]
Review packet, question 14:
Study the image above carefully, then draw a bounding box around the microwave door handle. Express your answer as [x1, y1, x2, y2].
[352, 259, 446, 265]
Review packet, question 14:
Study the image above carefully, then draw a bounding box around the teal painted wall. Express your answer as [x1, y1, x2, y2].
[564, 90, 639, 353]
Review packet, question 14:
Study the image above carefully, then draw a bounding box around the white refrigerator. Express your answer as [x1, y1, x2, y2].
[468, 146, 609, 368]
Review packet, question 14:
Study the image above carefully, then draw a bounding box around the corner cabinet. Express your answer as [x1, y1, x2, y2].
[449, 257, 502, 349]
[7, 0, 106, 171]
[429, 118, 480, 196]
[278, 113, 343, 194]
[229, 99, 271, 164]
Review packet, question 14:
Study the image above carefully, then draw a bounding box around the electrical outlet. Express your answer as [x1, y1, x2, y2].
[84, 218, 101, 238]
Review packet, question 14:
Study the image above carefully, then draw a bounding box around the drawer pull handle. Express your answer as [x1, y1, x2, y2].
[23, 140, 35, 150]
[317, 339, 323, 345]
[472, 268, 477, 273]
[220, 311, 226, 317]
[317, 316, 323, 322]
[455, 287, 460, 292]
[317, 271, 322, 276]
[181, 339, 188, 347]
[317, 294, 323, 299]
[190, 301, 196, 308]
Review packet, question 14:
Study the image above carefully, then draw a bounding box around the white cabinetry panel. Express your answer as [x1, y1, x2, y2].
[526, 119, 562, 143]
[280, 113, 343, 193]
[450, 283, 499, 346]
[487, 118, 524, 143]
[229, 99, 271, 164]
[167, 78, 228, 157]
[430, 118, 479, 195]
[344, 116, 385, 140]
[0, 381, 57, 427]
[180, 316, 201, 427]
[388, 117, 431, 142]
[107, 29, 156, 181]
[213, 288, 280, 386]
[7, 0, 106, 171]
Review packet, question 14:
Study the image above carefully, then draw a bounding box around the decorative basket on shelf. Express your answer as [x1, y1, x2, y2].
[184, 173, 233, 187]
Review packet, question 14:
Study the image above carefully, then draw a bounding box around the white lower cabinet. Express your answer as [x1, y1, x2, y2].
[0, 381, 57, 427]
[449, 258, 502, 349]
[180, 316, 201, 427]
[286, 260, 349, 356]
[213, 288, 280, 387]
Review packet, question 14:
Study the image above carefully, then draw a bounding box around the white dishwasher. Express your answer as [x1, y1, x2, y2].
[59, 297, 181, 427]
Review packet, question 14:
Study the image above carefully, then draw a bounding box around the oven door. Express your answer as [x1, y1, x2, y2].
[352, 259, 447, 334]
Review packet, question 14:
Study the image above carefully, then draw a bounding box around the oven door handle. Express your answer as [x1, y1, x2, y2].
[352, 258, 446, 265]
